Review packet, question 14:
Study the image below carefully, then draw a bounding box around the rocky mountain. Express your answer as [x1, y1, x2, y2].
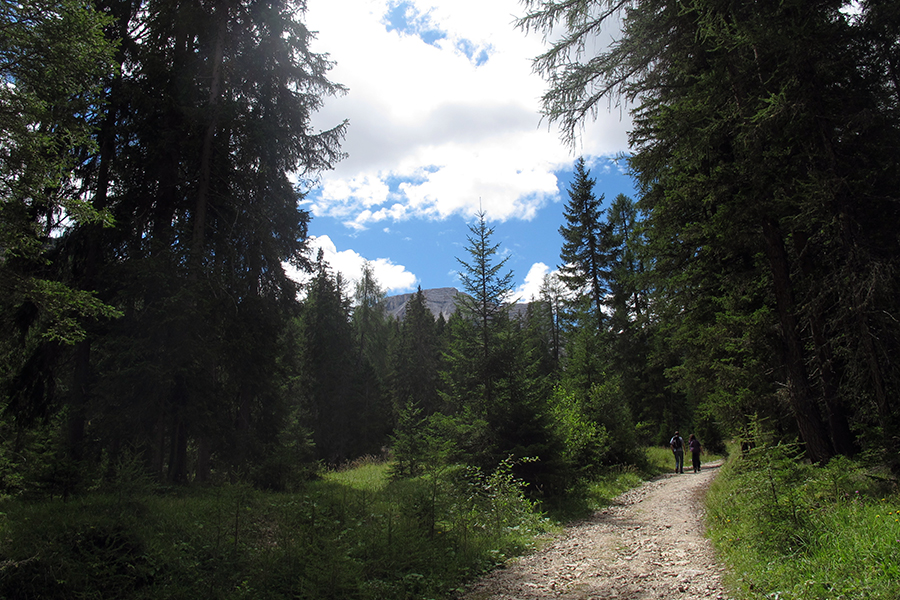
[383, 287, 461, 321]
[382, 287, 531, 321]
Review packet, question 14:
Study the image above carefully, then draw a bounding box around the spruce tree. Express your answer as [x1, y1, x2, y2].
[442, 210, 566, 492]
[4, 0, 348, 483]
[520, 0, 900, 462]
[391, 287, 440, 416]
[558, 158, 608, 330]
[557, 158, 609, 390]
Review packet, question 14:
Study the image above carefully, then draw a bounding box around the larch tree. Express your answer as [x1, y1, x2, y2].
[519, 0, 900, 463]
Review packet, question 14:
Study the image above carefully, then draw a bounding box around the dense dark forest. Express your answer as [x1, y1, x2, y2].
[1, 0, 899, 505]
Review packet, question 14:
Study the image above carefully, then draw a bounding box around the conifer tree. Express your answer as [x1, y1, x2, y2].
[520, 0, 900, 462]
[442, 210, 566, 492]
[557, 158, 610, 389]
[451, 209, 516, 413]
[3, 0, 348, 483]
[297, 251, 355, 462]
[0, 0, 118, 341]
[391, 287, 440, 416]
[558, 158, 608, 330]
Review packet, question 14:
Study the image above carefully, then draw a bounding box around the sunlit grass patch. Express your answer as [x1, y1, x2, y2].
[322, 456, 390, 492]
[706, 444, 900, 600]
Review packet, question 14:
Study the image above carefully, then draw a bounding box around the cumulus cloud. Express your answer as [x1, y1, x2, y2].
[287, 235, 418, 295]
[304, 0, 632, 230]
[515, 262, 553, 303]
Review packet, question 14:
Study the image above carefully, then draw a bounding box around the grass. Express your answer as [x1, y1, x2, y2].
[0, 449, 685, 599]
[705, 444, 900, 600]
[539, 445, 684, 520]
[0, 457, 551, 600]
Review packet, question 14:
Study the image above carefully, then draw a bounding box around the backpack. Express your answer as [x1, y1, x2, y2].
[671, 436, 683, 450]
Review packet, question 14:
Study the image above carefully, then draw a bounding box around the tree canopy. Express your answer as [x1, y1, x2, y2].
[520, 0, 900, 464]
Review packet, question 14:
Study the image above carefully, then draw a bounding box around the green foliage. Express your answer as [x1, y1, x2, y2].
[548, 385, 610, 469]
[557, 157, 607, 331]
[707, 436, 900, 599]
[586, 377, 642, 466]
[0, 459, 551, 600]
[389, 403, 453, 479]
[389, 287, 441, 418]
[521, 0, 900, 465]
[0, 0, 119, 342]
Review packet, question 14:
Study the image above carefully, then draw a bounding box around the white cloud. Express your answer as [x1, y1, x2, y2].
[286, 235, 418, 295]
[304, 0, 632, 230]
[515, 262, 552, 303]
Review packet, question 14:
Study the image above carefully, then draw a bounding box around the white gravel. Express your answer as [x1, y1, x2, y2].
[456, 461, 735, 600]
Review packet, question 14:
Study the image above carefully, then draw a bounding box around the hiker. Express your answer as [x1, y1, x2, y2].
[670, 431, 684, 474]
[689, 433, 702, 473]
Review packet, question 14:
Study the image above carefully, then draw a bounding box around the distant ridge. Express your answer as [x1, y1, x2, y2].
[382, 287, 531, 321]
[382, 287, 461, 321]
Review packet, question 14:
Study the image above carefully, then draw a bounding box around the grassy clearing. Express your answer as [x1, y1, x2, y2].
[0, 450, 674, 599]
[706, 444, 900, 600]
[0, 458, 551, 600]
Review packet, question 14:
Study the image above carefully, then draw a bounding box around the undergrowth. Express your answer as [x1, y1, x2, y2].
[0, 457, 550, 600]
[0, 449, 673, 599]
[706, 440, 900, 600]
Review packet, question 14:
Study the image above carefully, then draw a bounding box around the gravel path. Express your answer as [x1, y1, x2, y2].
[456, 461, 734, 600]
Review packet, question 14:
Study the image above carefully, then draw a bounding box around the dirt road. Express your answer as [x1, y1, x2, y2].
[457, 462, 734, 600]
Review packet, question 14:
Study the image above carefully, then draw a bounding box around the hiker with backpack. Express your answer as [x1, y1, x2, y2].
[670, 431, 684, 474]
[689, 433, 702, 473]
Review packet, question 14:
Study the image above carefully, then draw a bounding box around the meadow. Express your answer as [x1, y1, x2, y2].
[8, 443, 893, 600]
[706, 443, 900, 600]
[0, 454, 667, 600]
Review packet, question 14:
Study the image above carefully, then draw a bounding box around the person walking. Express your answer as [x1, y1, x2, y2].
[670, 431, 684, 474]
[689, 434, 702, 473]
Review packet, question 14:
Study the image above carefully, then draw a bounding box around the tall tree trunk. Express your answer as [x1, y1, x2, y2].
[761, 218, 833, 463]
[793, 232, 857, 456]
[196, 437, 211, 482]
[190, 3, 228, 274]
[168, 412, 188, 483]
[153, 403, 166, 478]
[67, 340, 90, 461]
[809, 310, 857, 456]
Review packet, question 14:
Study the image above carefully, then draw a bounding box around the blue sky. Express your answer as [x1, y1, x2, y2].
[297, 0, 635, 301]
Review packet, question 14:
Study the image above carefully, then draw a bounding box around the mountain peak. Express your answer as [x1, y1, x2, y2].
[383, 287, 531, 321]
[382, 287, 461, 321]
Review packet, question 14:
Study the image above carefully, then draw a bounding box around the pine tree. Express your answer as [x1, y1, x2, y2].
[4, 0, 348, 483]
[558, 158, 608, 330]
[520, 0, 900, 462]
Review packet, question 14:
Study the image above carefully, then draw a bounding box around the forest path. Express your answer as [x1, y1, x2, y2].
[456, 460, 734, 600]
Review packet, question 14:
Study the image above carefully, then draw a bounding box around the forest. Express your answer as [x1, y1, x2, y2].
[0, 1, 899, 595]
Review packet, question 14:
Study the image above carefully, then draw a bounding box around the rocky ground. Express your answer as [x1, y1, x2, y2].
[456, 461, 734, 600]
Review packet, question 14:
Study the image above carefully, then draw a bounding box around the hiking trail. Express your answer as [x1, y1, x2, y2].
[456, 461, 734, 600]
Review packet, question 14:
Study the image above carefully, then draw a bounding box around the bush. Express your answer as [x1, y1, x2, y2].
[0, 458, 552, 600]
[706, 433, 900, 600]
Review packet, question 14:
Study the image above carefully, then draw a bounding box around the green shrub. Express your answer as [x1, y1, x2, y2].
[706, 437, 900, 600]
[0, 458, 552, 600]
